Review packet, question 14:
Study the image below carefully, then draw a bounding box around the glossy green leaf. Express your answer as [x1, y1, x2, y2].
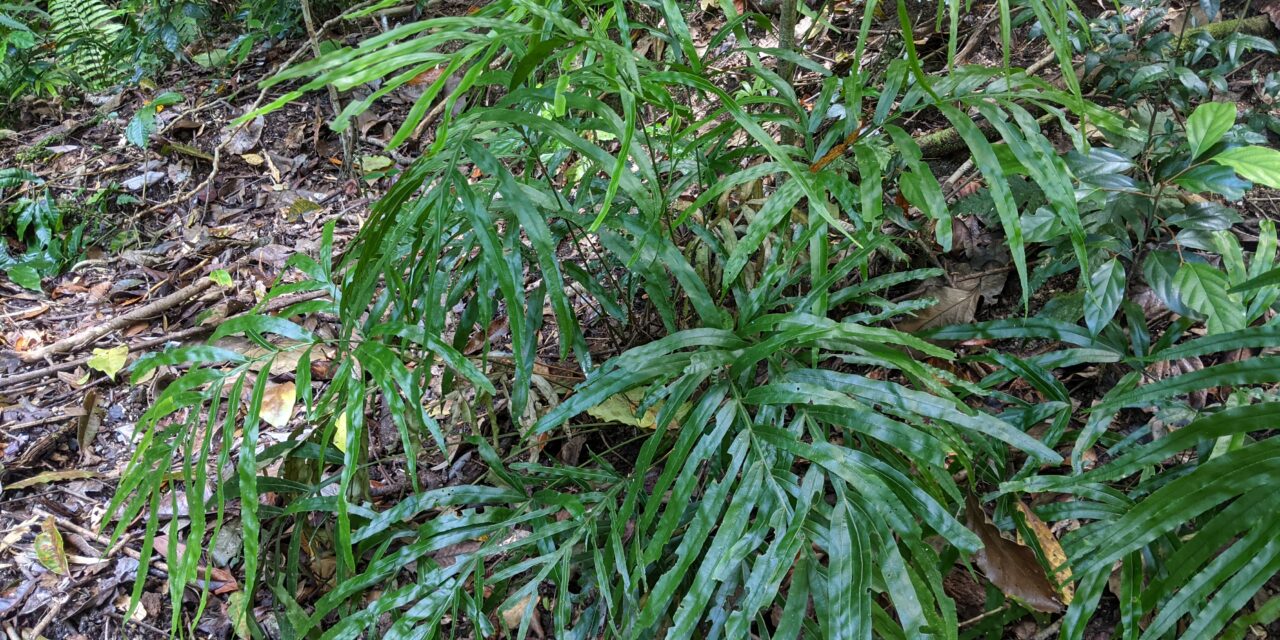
[1174, 262, 1245, 334]
[1213, 145, 1280, 189]
[1186, 102, 1236, 160]
[1084, 257, 1124, 335]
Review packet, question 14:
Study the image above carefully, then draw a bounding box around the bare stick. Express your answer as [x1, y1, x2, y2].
[18, 256, 249, 364]
[3, 289, 329, 384]
[301, 0, 355, 174]
[25, 594, 68, 639]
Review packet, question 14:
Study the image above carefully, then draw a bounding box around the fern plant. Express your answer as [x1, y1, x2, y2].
[49, 0, 122, 89]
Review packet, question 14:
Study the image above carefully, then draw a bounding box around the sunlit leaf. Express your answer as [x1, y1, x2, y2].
[259, 381, 296, 428]
[88, 344, 130, 380]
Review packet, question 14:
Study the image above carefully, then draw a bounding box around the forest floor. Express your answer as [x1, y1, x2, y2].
[0, 20, 427, 631]
[0, 1, 1278, 638]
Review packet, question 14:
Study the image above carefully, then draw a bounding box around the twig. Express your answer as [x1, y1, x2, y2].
[958, 603, 1010, 628]
[1, 289, 330, 386]
[0, 413, 76, 434]
[25, 594, 68, 640]
[1032, 618, 1064, 640]
[1025, 49, 1058, 76]
[411, 52, 512, 143]
[18, 255, 250, 364]
[954, 5, 1001, 65]
[301, 0, 354, 175]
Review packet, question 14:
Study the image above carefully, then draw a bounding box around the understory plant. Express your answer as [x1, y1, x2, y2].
[110, 0, 1280, 637]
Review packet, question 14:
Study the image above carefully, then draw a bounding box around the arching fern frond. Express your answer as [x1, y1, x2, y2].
[48, 0, 121, 89]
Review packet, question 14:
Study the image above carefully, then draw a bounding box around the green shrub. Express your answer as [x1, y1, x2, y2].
[108, 0, 1280, 637]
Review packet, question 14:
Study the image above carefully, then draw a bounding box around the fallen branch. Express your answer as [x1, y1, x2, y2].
[2, 288, 330, 384]
[18, 256, 250, 364]
[1177, 15, 1275, 49]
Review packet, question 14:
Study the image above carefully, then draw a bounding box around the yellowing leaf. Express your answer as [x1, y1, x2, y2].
[227, 590, 251, 640]
[501, 594, 538, 630]
[360, 154, 393, 172]
[286, 198, 323, 220]
[1017, 502, 1074, 605]
[587, 390, 687, 430]
[965, 496, 1063, 613]
[588, 390, 658, 429]
[34, 517, 69, 575]
[4, 469, 98, 490]
[259, 381, 296, 428]
[333, 413, 348, 453]
[210, 269, 233, 288]
[87, 344, 130, 380]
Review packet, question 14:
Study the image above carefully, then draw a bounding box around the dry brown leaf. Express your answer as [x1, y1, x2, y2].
[1263, 0, 1280, 29]
[3, 469, 98, 490]
[965, 496, 1063, 613]
[13, 329, 42, 352]
[501, 593, 539, 630]
[77, 389, 100, 456]
[259, 381, 297, 428]
[224, 117, 264, 155]
[896, 286, 981, 333]
[1016, 502, 1074, 605]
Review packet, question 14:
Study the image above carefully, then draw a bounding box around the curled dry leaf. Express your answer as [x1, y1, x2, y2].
[964, 496, 1063, 613]
[77, 389, 101, 457]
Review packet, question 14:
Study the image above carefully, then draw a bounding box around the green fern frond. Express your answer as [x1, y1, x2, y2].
[48, 0, 121, 89]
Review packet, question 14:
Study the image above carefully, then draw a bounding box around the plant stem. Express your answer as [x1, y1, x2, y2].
[779, 0, 799, 145]
[301, 0, 355, 175]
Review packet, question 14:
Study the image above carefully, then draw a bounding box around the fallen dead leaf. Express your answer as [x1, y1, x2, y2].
[587, 389, 681, 430]
[2, 469, 99, 491]
[1016, 502, 1074, 605]
[13, 329, 42, 352]
[259, 381, 297, 428]
[224, 116, 264, 155]
[501, 593, 539, 630]
[87, 344, 130, 380]
[965, 496, 1062, 613]
[34, 516, 69, 576]
[77, 389, 100, 459]
[896, 285, 981, 333]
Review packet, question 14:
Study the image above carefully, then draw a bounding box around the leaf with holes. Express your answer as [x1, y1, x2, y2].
[34, 517, 69, 575]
